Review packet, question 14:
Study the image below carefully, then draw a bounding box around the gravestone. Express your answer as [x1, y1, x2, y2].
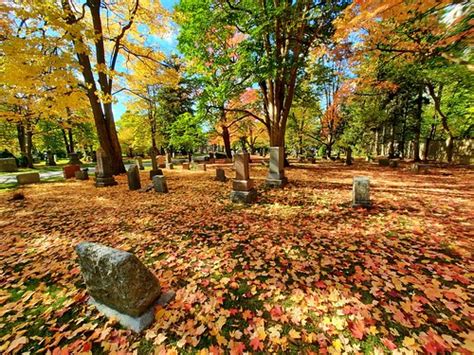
[352, 176, 371, 208]
[152, 175, 168, 193]
[166, 163, 174, 170]
[201, 164, 207, 172]
[135, 157, 144, 170]
[75, 242, 174, 333]
[182, 162, 190, 170]
[266, 146, 288, 187]
[75, 169, 89, 180]
[0, 158, 18, 172]
[68, 152, 82, 165]
[17, 172, 40, 185]
[46, 151, 56, 166]
[230, 153, 257, 203]
[389, 159, 399, 168]
[127, 165, 141, 191]
[157, 155, 166, 168]
[63, 164, 81, 179]
[215, 168, 227, 182]
[95, 148, 117, 187]
[412, 163, 429, 174]
[378, 158, 390, 167]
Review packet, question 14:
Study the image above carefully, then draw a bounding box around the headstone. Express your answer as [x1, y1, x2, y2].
[63, 164, 81, 179]
[266, 146, 288, 187]
[215, 168, 227, 182]
[165, 163, 174, 170]
[182, 162, 190, 170]
[17, 172, 40, 185]
[135, 157, 144, 170]
[230, 153, 257, 203]
[75, 169, 89, 180]
[157, 155, 166, 168]
[152, 175, 168, 193]
[149, 168, 163, 179]
[201, 164, 207, 172]
[75, 242, 173, 333]
[412, 163, 429, 174]
[46, 151, 56, 166]
[68, 152, 82, 165]
[389, 159, 399, 168]
[149, 148, 161, 178]
[378, 158, 390, 167]
[352, 176, 371, 208]
[0, 158, 18, 172]
[127, 165, 141, 191]
[95, 148, 117, 187]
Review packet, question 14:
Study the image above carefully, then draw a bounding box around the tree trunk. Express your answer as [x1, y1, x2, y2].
[62, 129, 71, 153]
[25, 130, 34, 168]
[413, 86, 423, 162]
[17, 123, 26, 155]
[222, 125, 232, 158]
[68, 128, 75, 153]
[424, 123, 436, 162]
[446, 136, 454, 163]
[345, 147, 352, 165]
[388, 121, 395, 158]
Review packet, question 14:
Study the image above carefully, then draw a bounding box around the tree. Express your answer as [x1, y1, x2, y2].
[168, 113, 207, 162]
[4, 0, 171, 174]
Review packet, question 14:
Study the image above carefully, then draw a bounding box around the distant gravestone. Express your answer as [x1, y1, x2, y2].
[46, 151, 56, 166]
[63, 164, 81, 179]
[166, 163, 174, 170]
[127, 165, 141, 191]
[68, 152, 82, 165]
[266, 146, 288, 187]
[157, 155, 166, 168]
[412, 163, 429, 174]
[230, 153, 257, 203]
[149, 148, 161, 179]
[17, 172, 40, 185]
[135, 157, 144, 170]
[201, 164, 207, 172]
[215, 168, 227, 182]
[75, 169, 89, 180]
[0, 158, 18, 172]
[152, 175, 168, 193]
[182, 162, 190, 170]
[75, 242, 174, 332]
[389, 159, 399, 168]
[378, 158, 390, 167]
[352, 176, 371, 208]
[95, 148, 117, 187]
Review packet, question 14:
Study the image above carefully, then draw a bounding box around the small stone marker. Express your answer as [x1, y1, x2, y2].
[201, 164, 207, 171]
[68, 152, 82, 165]
[182, 162, 190, 170]
[95, 147, 117, 187]
[389, 159, 399, 168]
[152, 175, 168, 193]
[135, 157, 144, 170]
[166, 163, 174, 170]
[266, 146, 288, 187]
[75, 242, 174, 333]
[352, 176, 371, 208]
[378, 158, 390, 166]
[230, 153, 257, 203]
[75, 169, 89, 180]
[157, 155, 166, 168]
[0, 158, 18, 172]
[46, 151, 56, 166]
[412, 163, 429, 174]
[127, 165, 141, 191]
[215, 168, 227, 182]
[63, 164, 81, 179]
[17, 172, 40, 185]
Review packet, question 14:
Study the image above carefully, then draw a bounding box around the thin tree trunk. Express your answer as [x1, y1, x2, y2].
[68, 128, 74, 153]
[17, 123, 26, 155]
[413, 86, 423, 162]
[345, 147, 352, 165]
[62, 129, 71, 153]
[222, 125, 232, 158]
[26, 130, 34, 168]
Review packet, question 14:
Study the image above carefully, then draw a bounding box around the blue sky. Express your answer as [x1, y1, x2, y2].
[113, 0, 179, 120]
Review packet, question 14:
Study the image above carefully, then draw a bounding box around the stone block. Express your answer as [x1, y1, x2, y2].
[127, 165, 141, 191]
[0, 158, 18, 172]
[230, 189, 257, 204]
[234, 153, 250, 180]
[389, 159, 399, 168]
[378, 158, 390, 167]
[352, 176, 371, 208]
[95, 148, 117, 187]
[157, 156, 166, 168]
[63, 164, 81, 179]
[75, 170, 89, 180]
[165, 163, 174, 170]
[215, 168, 227, 182]
[232, 179, 254, 191]
[17, 172, 40, 185]
[182, 163, 190, 170]
[153, 175, 168, 193]
[149, 169, 163, 180]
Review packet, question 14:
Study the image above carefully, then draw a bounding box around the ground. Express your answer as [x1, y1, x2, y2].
[0, 161, 472, 354]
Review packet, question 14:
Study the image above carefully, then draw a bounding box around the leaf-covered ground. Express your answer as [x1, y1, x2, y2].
[0, 161, 473, 354]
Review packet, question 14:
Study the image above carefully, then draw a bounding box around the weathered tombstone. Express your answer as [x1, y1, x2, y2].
[75, 242, 174, 333]
[215, 168, 227, 182]
[201, 164, 207, 172]
[266, 146, 288, 187]
[152, 175, 168, 193]
[352, 176, 371, 208]
[135, 157, 144, 170]
[389, 159, 399, 168]
[0, 158, 18, 172]
[378, 158, 390, 167]
[75, 169, 89, 180]
[95, 148, 117, 187]
[17, 172, 40, 185]
[157, 155, 166, 168]
[63, 164, 81, 179]
[68, 152, 82, 165]
[412, 163, 429, 174]
[230, 153, 257, 203]
[46, 151, 56, 166]
[149, 148, 161, 179]
[182, 162, 190, 170]
[165, 163, 174, 170]
[127, 165, 141, 191]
